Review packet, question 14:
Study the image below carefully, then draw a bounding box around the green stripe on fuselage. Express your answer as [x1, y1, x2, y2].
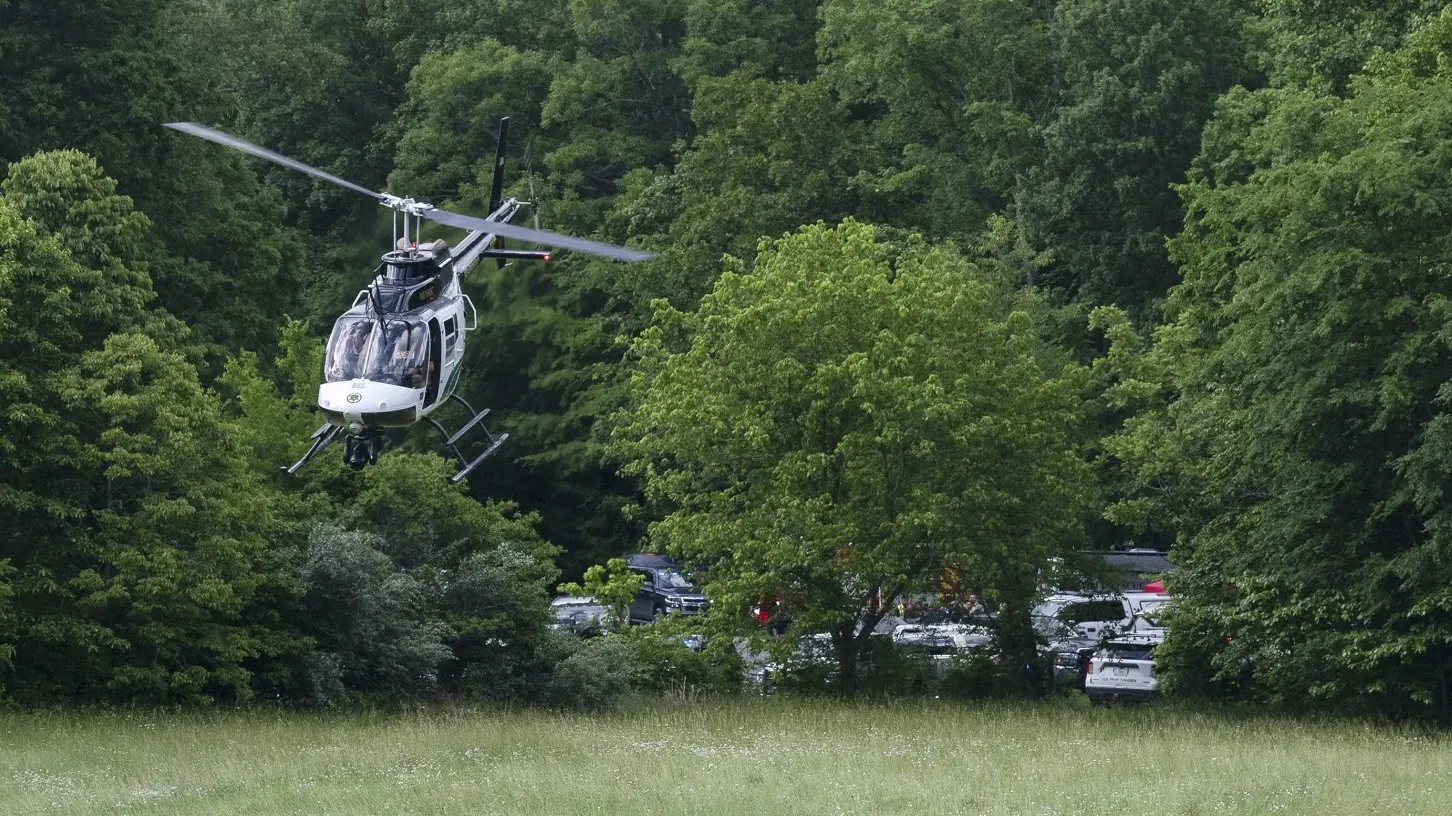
[441, 366, 461, 401]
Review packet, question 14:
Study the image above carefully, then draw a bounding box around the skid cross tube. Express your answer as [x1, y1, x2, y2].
[425, 394, 510, 482]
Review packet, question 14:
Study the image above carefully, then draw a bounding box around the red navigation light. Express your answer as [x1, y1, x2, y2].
[543, 253, 551, 262]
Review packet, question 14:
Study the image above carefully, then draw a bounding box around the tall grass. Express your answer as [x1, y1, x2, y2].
[2, 698, 1448, 814]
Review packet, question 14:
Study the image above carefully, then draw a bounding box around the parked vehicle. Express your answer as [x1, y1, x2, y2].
[892, 623, 993, 651]
[1048, 636, 1101, 691]
[1084, 634, 1162, 702]
[751, 633, 836, 694]
[1033, 592, 1135, 641]
[550, 596, 610, 637]
[1128, 595, 1170, 634]
[625, 553, 710, 624]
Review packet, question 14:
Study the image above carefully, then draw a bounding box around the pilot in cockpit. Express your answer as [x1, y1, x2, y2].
[338, 321, 371, 380]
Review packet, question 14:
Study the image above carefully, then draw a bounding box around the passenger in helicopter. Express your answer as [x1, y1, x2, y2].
[380, 322, 427, 386]
[342, 323, 370, 370]
[325, 320, 372, 382]
[407, 359, 435, 390]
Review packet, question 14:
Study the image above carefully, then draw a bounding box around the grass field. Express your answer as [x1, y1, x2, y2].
[2, 697, 1449, 815]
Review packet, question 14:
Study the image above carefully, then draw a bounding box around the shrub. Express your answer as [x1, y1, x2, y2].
[625, 625, 742, 694]
[541, 638, 637, 711]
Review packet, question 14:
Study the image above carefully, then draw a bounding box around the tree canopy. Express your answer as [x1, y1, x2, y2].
[3, 0, 1452, 718]
[615, 221, 1093, 690]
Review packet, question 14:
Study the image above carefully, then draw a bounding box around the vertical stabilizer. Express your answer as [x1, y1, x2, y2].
[489, 117, 509, 215]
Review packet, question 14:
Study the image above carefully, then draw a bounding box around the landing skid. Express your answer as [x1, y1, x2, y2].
[284, 423, 343, 474]
[282, 394, 506, 480]
[426, 393, 509, 483]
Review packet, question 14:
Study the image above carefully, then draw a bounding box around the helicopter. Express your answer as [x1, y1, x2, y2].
[165, 119, 655, 481]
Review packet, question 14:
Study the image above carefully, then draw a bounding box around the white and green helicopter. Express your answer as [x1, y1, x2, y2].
[167, 119, 654, 481]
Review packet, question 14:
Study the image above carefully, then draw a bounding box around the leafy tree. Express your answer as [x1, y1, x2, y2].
[2, 331, 302, 705]
[0, 153, 306, 704]
[296, 526, 452, 703]
[0, 2, 302, 364]
[0, 0, 172, 181]
[615, 221, 1093, 693]
[819, 0, 1055, 239]
[1018, 0, 1245, 311]
[674, 0, 820, 85]
[1106, 10, 1452, 719]
[387, 39, 553, 205]
[558, 558, 646, 631]
[1249, 0, 1445, 92]
[1, 151, 191, 352]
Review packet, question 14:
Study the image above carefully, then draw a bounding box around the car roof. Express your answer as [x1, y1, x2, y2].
[1040, 592, 1125, 602]
[551, 596, 600, 606]
[1102, 634, 1165, 646]
[625, 553, 678, 568]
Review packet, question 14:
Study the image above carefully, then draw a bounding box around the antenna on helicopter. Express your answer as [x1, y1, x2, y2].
[490, 117, 510, 269]
[489, 117, 509, 216]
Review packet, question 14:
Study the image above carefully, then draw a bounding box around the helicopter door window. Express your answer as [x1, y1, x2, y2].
[407, 277, 440, 311]
[443, 317, 457, 355]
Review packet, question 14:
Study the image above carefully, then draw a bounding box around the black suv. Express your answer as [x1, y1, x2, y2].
[625, 553, 709, 623]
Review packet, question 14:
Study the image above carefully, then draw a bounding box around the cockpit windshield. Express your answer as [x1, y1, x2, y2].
[323, 316, 429, 388]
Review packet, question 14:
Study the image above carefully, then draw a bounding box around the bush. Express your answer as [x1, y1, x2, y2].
[624, 625, 742, 695]
[297, 527, 452, 705]
[541, 638, 637, 711]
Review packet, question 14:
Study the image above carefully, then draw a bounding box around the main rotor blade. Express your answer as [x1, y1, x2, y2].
[422, 208, 657, 262]
[165, 122, 385, 202]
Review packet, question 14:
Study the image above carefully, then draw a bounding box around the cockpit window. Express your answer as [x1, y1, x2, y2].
[324, 317, 430, 388]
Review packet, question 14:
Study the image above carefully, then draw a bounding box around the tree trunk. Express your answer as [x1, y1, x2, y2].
[994, 597, 1043, 696]
[834, 624, 859, 697]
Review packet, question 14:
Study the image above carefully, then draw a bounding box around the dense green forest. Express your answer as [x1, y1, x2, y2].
[2, 0, 1452, 719]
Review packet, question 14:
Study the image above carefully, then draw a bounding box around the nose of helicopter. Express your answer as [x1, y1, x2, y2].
[319, 380, 424, 427]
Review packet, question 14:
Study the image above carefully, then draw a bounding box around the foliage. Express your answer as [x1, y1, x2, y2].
[1018, 0, 1246, 311]
[0, 1, 301, 365]
[558, 558, 645, 631]
[297, 526, 452, 704]
[0, 154, 304, 705]
[1249, 0, 1446, 92]
[621, 616, 742, 694]
[1105, 10, 1452, 720]
[819, 0, 1055, 239]
[539, 637, 637, 711]
[615, 220, 1093, 693]
[7, 0, 1452, 718]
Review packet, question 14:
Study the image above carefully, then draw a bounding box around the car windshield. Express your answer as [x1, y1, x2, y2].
[324, 316, 429, 388]
[1138, 600, 1169, 622]
[659, 569, 696, 590]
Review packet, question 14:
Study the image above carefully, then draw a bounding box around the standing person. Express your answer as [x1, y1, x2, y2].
[965, 593, 986, 617]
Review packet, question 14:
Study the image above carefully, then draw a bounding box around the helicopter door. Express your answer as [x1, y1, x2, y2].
[424, 318, 443, 406]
